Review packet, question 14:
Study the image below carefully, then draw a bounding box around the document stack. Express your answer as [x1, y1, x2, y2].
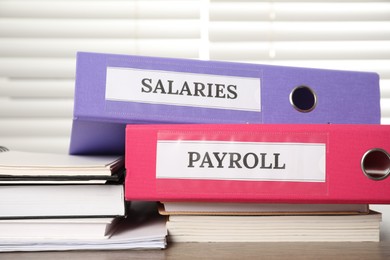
[69, 52, 388, 243]
[0, 149, 167, 251]
[160, 203, 380, 242]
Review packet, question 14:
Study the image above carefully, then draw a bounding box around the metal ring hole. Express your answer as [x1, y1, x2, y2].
[290, 86, 317, 113]
[361, 149, 390, 181]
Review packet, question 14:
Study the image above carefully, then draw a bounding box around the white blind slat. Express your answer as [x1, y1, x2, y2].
[209, 41, 390, 60]
[0, 99, 73, 118]
[0, 39, 200, 58]
[0, 0, 200, 19]
[0, 19, 201, 38]
[211, 0, 390, 3]
[209, 22, 390, 41]
[0, 58, 75, 78]
[210, 2, 390, 21]
[381, 98, 390, 117]
[381, 118, 390, 125]
[0, 137, 70, 154]
[0, 119, 71, 137]
[381, 80, 390, 99]
[0, 78, 74, 98]
[241, 60, 390, 79]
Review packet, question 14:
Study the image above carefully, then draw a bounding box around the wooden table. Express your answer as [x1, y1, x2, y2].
[1, 242, 390, 260]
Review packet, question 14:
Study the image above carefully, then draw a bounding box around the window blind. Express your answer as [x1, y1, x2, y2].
[0, 0, 389, 153]
[0, 0, 200, 153]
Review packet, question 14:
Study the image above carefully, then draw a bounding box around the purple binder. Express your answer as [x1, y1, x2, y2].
[69, 52, 380, 155]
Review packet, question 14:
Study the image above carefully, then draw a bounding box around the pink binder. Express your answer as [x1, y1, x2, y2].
[125, 124, 390, 204]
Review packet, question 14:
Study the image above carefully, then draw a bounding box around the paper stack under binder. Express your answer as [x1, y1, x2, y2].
[159, 203, 380, 243]
[159, 203, 381, 242]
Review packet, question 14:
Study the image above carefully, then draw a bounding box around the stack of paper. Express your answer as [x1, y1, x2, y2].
[166, 213, 381, 243]
[0, 202, 167, 252]
[0, 150, 167, 251]
[160, 202, 380, 242]
[0, 185, 125, 218]
[0, 150, 124, 184]
[164, 210, 380, 243]
[160, 202, 370, 216]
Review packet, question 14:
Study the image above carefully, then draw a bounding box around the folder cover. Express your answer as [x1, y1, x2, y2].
[125, 124, 390, 204]
[70, 52, 380, 154]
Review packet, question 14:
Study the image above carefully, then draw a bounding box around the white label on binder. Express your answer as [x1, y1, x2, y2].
[156, 140, 326, 182]
[105, 67, 261, 112]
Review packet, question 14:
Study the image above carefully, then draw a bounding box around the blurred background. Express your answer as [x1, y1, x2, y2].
[0, 0, 389, 238]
